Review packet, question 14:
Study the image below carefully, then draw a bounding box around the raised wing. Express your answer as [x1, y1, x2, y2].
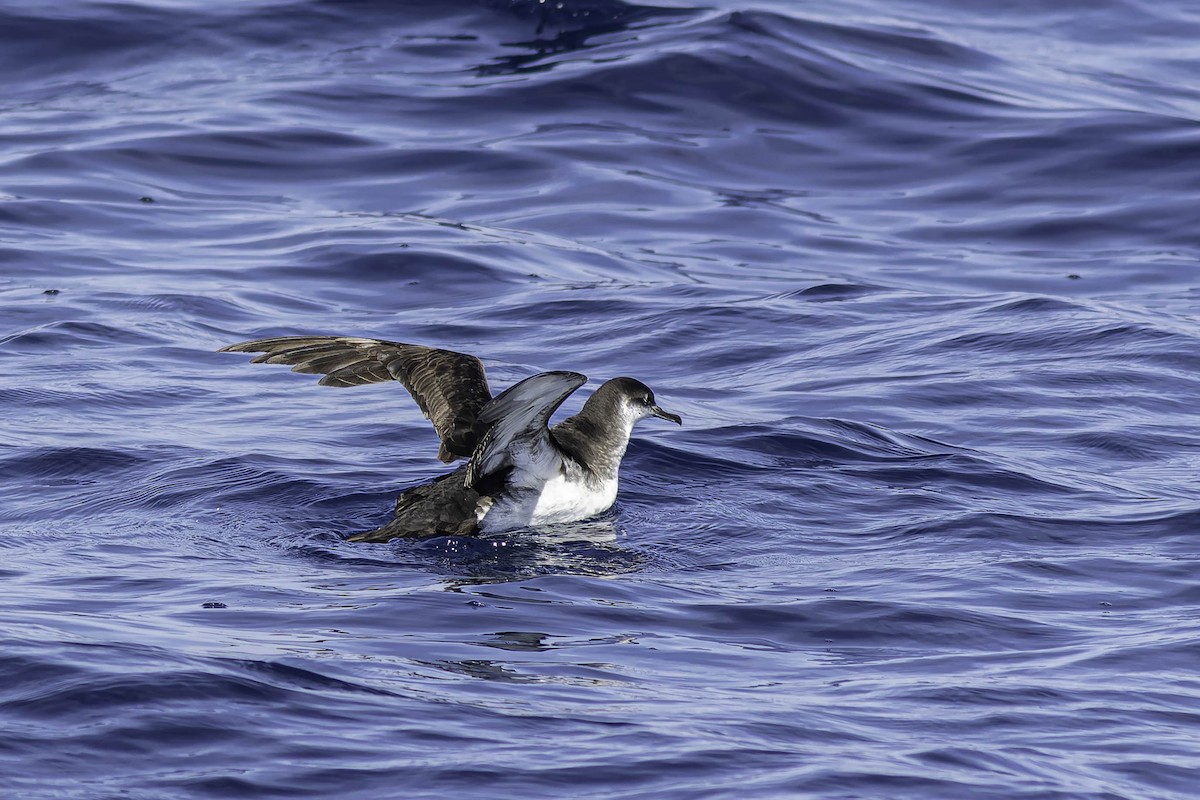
[465, 371, 587, 489]
[219, 335, 492, 462]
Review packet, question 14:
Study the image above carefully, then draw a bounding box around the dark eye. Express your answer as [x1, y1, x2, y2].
[642, 394, 652, 405]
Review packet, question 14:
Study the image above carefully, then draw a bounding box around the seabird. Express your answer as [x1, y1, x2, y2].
[218, 336, 681, 541]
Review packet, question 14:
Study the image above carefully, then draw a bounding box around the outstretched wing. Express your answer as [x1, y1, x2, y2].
[219, 335, 492, 462]
[465, 371, 587, 489]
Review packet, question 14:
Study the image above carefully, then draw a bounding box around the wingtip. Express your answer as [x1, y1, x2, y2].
[543, 370, 587, 386]
[218, 340, 261, 353]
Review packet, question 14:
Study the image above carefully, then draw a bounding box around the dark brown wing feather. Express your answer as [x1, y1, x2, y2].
[219, 335, 492, 462]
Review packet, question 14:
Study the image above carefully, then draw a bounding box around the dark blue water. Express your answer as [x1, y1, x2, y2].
[4, 0, 1200, 797]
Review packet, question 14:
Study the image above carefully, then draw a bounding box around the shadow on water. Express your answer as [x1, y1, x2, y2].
[481, 0, 694, 33]
[476, 0, 697, 75]
[278, 510, 650, 581]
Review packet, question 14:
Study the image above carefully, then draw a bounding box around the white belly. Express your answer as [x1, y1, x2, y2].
[532, 473, 618, 524]
[478, 474, 618, 533]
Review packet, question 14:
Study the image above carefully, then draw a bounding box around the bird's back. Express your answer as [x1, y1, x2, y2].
[347, 466, 483, 541]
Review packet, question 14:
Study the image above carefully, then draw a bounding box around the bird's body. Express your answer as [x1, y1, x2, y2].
[218, 335, 681, 541]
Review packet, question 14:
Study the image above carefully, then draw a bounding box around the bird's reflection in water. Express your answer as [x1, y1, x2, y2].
[284, 509, 650, 581]
[417, 631, 629, 685]
[521, 519, 618, 546]
[412, 515, 648, 582]
[476, 630, 553, 652]
[476, 0, 694, 77]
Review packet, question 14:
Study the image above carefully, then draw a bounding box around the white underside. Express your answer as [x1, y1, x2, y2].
[477, 472, 619, 533]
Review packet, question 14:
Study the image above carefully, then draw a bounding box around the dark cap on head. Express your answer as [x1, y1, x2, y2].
[605, 377, 682, 425]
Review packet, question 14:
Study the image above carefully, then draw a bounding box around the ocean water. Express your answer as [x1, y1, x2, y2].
[3, 0, 1200, 797]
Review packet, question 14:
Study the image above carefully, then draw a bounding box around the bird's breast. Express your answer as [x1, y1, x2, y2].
[531, 473, 618, 524]
[477, 473, 618, 532]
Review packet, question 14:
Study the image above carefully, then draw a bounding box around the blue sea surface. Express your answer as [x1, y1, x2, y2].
[3, 0, 1200, 797]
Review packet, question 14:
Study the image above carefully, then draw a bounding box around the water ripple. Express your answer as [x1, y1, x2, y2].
[4, 0, 1200, 798]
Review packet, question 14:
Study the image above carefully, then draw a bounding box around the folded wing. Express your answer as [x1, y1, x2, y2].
[465, 371, 587, 489]
[219, 335, 492, 462]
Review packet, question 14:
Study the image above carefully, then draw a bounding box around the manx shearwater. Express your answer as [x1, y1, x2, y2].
[219, 335, 681, 541]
